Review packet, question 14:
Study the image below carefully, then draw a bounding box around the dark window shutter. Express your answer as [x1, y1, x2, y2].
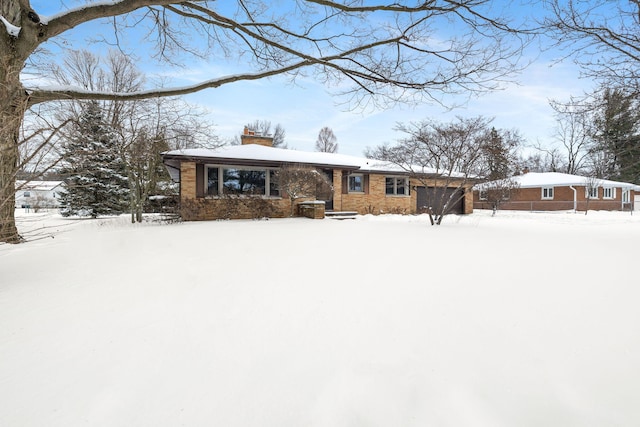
[341, 171, 348, 194]
[196, 164, 204, 197]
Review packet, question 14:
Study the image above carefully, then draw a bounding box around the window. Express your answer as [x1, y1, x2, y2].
[586, 186, 598, 199]
[479, 190, 488, 200]
[602, 187, 615, 199]
[207, 167, 219, 195]
[622, 190, 630, 203]
[541, 187, 554, 200]
[348, 174, 364, 193]
[206, 166, 278, 197]
[23, 191, 30, 198]
[385, 177, 409, 196]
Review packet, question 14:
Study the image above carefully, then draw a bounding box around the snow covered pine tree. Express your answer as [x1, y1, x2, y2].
[59, 101, 129, 218]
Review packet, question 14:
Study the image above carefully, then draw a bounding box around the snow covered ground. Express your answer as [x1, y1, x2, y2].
[1, 209, 639, 426]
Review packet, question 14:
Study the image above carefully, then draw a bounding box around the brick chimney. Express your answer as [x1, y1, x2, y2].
[241, 126, 274, 147]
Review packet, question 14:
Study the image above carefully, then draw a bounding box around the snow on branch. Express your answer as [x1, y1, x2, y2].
[1, 15, 20, 37]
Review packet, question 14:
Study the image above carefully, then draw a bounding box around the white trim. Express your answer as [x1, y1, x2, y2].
[385, 176, 410, 196]
[602, 187, 615, 199]
[586, 186, 599, 199]
[541, 187, 554, 200]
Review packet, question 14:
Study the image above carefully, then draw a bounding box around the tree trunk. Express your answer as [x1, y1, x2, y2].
[0, 53, 27, 243]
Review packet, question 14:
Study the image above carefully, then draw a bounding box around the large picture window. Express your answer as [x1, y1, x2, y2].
[206, 166, 278, 196]
[385, 177, 409, 196]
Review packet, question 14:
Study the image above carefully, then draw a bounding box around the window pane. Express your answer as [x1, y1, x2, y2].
[207, 168, 219, 195]
[223, 169, 266, 195]
[349, 175, 363, 192]
[385, 178, 394, 195]
[269, 170, 279, 197]
[396, 178, 406, 195]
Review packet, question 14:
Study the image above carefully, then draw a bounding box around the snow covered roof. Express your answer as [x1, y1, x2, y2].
[163, 144, 446, 176]
[16, 180, 64, 191]
[477, 172, 637, 190]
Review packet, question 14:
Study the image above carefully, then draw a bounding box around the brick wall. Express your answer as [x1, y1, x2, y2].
[474, 185, 632, 211]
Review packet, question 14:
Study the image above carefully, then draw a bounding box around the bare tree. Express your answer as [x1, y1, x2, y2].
[315, 127, 338, 153]
[274, 164, 333, 217]
[368, 117, 490, 225]
[549, 97, 593, 175]
[583, 175, 602, 215]
[521, 143, 567, 173]
[1, 0, 532, 243]
[477, 178, 520, 216]
[241, 120, 286, 148]
[544, 1, 640, 95]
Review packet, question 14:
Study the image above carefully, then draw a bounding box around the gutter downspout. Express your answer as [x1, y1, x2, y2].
[569, 185, 577, 213]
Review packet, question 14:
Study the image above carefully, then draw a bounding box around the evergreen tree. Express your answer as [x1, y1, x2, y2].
[592, 88, 640, 183]
[59, 101, 129, 218]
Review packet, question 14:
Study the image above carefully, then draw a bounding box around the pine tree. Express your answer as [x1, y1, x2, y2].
[593, 88, 640, 183]
[59, 101, 129, 218]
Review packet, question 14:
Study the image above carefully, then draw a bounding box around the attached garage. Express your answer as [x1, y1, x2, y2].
[416, 186, 465, 214]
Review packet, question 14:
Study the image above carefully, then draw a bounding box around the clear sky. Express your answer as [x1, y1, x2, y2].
[28, 1, 597, 157]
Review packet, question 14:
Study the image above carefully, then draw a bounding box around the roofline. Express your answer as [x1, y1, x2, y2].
[161, 153, 362, 171]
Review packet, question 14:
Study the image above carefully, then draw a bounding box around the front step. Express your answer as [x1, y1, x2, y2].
[325, 211, 358, 220]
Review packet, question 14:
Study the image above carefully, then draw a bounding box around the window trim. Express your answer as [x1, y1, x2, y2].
[622, 189, 630, 203]
[385, 176, 410, 196]
[541, 187, 554, 200]
[204, 164, 280, 197]
[602, 187, 615, 199]
[586, 186, 599, 199]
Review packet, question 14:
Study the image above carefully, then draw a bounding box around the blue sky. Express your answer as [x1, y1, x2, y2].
[29, 1, 596, 157]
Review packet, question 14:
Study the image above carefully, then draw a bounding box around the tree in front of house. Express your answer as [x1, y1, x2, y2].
[315, 127, 338, 153]
[274, 164, 333, 217]
[58, 101, 129, 218]
[367, 116, 492, 225]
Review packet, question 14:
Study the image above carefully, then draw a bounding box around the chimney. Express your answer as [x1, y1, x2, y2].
[240, 126, 274, 147]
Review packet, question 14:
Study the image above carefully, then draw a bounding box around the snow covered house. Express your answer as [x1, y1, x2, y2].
[15, 180, 64, 209]
[162, 131, 474, 220]
[474, 172, 636, 212]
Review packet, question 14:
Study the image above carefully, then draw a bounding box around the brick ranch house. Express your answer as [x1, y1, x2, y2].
[474, 172, 637, 212]
[162, 132, 474, 220]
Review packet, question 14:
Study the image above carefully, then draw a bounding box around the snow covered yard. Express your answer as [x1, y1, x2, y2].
[1, 210, 639, 426]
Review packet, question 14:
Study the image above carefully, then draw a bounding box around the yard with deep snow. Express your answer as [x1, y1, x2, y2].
[1, 210, 639, 426]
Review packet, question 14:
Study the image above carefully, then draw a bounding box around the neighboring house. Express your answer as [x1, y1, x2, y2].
[15, 180, 64, 209]
[474, 172, 636, 212]
[162, 131, 474, 220]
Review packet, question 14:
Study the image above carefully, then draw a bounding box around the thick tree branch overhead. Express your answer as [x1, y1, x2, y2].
[13, 0, 533, 106]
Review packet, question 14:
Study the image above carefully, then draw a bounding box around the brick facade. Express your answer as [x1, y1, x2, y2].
[177, 164, 473, 220]
[474, 185, 633, 212]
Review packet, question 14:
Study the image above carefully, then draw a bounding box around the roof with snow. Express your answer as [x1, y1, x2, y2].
[16, 180, 64, 191]
[476, 172, 638, 190]
[162, 144, 456, 177]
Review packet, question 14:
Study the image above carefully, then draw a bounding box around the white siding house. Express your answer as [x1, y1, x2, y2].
[15, 181, 64, 210]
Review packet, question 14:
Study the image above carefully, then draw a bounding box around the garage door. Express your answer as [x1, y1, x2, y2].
[416, 186, 464, 214]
